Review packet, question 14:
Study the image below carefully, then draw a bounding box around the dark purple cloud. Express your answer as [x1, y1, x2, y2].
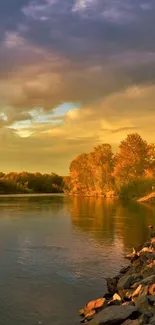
[19, 0, 155, 56]
[0, 0, 155, 113]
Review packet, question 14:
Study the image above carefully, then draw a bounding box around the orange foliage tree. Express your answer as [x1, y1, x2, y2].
[69, 144, 114, 195]
[113, 133, 149, 185]
[69, 133, 155, 196]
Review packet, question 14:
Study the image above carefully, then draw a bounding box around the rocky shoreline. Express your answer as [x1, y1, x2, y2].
[79, 229, 155, 325]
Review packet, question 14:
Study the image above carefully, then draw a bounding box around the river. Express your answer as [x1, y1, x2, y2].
[0, 195, 154, 325]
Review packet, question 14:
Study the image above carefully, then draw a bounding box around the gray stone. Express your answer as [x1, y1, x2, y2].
[148, 295, 155, 303]
[106, 277, 117, 294]
[140, 275, 155, 285]
[120, 266, 131, 274]
[140, 310, 153, 318]
[149, 315, 155, 324]
[117, 274, 142, 290]
[90, 305, 137, 325]
[134, 295, 151, 311]
[117, 275, 134, 290]
[122, 314, 148, 325]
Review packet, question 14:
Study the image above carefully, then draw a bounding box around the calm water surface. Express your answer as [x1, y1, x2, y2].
[0, 195, 155, 325]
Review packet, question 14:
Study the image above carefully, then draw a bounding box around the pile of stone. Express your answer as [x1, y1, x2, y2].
[79, 232, 155, 325]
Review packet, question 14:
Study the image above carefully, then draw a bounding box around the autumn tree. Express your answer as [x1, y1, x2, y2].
[69, 144, 114, 195]
[145, 143, 155, 177]
[113, 133, 149, 185]
[89, 144, 114, 195]
[69, 153, 90, 194]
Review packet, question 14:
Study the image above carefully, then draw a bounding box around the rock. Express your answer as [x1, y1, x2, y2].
[117, 275, 134, 290]
[141, 264, 155, 278]
[106, 278, 117, 294]
[113, 293, 122, 301]
[121, 320, 137, 325]
[79, 297, 107, 321]
[87, 298, 106, 310]
[150, 231, 155, 238]
[149, 315, 155, 324]
[151, 238, 155, 249]
[122, 301, 135, 306]
[148, 295, 155, 303]
[132, 285, 143, 298]
[121, 314, 148, 325]
[136, 285, 148, 298]
[117, 274, 142, 290]
[140, 275, 155, 285]
[95, 298, 107, 309]
[133, 286, 150, 310]
[148, 284, 155, 296]
[131, 255, 140, 263]
[79, 236, 155, 324]
[134, 295, 151, 312]
[108, 299, 121, 306]
[125, 290, 135, 299]
[144, 241, 152, 247]
[125, 248, 138, 260]
[95, 298, 106, 309]
[118, 289, 133, 300]
[108, 293, 122, 306]
[87, 300, 98, 309]
[140, 247, 153, 254]
[140, 310, 153, 318]
[120, 266, 131, 274]
[85, 309, 96, 321]
[113, 274, 123, 281]
[131, 283, 141, 290]
[83, 307, 94, 317]
[129, 257, 146, 275]
[90, 305, 138, 325]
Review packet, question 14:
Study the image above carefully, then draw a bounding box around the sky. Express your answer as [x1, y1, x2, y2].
[0, 0, 155, 174]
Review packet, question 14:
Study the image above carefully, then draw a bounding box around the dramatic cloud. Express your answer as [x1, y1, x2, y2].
[0, 0, 155, 173]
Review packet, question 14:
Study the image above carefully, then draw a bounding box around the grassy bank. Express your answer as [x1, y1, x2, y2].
[137, 192, 155, 204]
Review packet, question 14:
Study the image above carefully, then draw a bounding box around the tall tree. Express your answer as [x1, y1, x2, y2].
[114, 133, 148, 185]
[70, 153, 90, 194]
[145, 143, 155, 177]
[69, 144, 114, 195]
[90, 144, 114, 194]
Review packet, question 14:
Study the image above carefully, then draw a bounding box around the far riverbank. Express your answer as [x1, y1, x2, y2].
[0, 193, 65, 198]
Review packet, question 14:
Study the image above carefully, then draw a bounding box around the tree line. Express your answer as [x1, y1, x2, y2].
[69, 133, 155, 198]
[0, 172, 64, 194]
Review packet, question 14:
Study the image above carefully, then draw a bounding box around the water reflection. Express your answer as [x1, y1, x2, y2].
[0, 195, 67, 218]
[0, 195, 154, 325]
[70, 196, 155, 251]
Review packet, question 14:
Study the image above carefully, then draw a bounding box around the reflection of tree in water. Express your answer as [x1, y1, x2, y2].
[70, 196, 117, 244]
[70, 196, 155, 250]
[116, 200, 155, 250]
